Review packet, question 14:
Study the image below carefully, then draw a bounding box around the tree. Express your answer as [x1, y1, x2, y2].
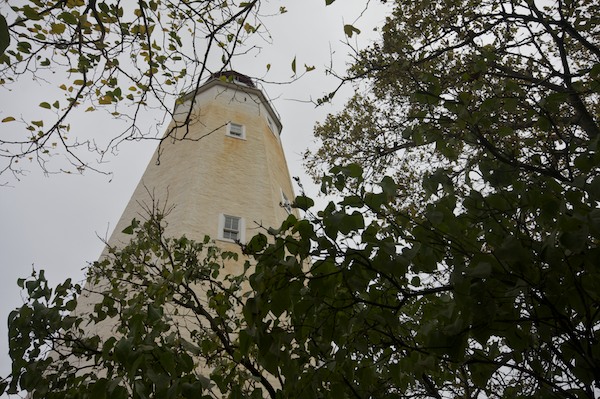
[308, 0, 599, 193]
[282, 0, 599, 396]
[3, 209, 280, 398]
[0, 0, 283, 178]
[245, 165, 600, 397]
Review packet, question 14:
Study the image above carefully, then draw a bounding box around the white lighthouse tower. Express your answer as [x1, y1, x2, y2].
[105, 71, 296, 270]
[68, 72, 297, 396]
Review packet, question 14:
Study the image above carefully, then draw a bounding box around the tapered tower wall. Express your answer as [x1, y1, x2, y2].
[103, 76, 296, 275]
[73, 74, 297, 351]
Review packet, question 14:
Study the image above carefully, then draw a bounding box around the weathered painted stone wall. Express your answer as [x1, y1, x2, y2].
[98, 79, 297, 274]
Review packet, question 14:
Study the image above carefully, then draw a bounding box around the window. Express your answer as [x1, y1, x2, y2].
[280, 190, 292, 214]
[223, 215, 240, 240]
[267, 115, 279, 137]
[266, 116, 277, 135]
[218, 214, 245, 242]
[227, 122, 246, 139]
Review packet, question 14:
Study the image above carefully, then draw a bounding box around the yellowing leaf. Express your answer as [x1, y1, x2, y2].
[2, 116, 15, 122]
[98, 96, 112, 105]
[51, 23, 66, 34]
[39, 102, 51, 109]
[66, 0, 84, 8]
[131, 24, 146, 35]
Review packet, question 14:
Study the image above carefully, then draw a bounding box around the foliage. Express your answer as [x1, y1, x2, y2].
[279, 0, 600, 396]
[308, 0, 599, 197]
[245, 163, 600, 397]
[0, 0, 274, 177]
[2, 213, 278, 398]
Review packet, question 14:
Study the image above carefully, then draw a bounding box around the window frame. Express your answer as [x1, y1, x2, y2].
[218, 214, 245, 242]
[227, 122, 246, 140]
[266, 115, 278, 137]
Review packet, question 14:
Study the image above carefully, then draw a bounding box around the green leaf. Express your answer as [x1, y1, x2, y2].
[294, 195, 314, 211]
[343, 24, 361, 38]
[341, 195, 364, 208]
[467, 260, 492, 278]
[16, 41, 31, 54]
[114, 338, 133, 362]
[21, 6, 42, 21]
[246, 232, 268, 253]
[291, 56, 296, 75]
[98, 95, 112, 105]
[337, 211, 364, 234]
[0, 380, 7, 396]
[380, 176, 397, 198]
[0, 14, 9, 56]
[560, 227, 588, 253]
[469, 361, 499, 388]
[325, 0, 335, 4]
[121, 218, 140, 234]
[39, 102, 51, 109]
[587, 176, 600, 200]
[340, 163, 363, 178]
[157, 350, 176, 375]
[58, 11, 78, 25]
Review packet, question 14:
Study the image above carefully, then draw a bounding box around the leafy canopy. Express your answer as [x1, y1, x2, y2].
[3, 213, 278, 398]
[295, 0, 600, 396]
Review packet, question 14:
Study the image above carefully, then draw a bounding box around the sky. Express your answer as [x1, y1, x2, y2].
[0, 0, 389, 388]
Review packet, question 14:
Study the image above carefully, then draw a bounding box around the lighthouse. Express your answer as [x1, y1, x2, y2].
[67, 72, 297, 396]
[103, 71, 296, 270]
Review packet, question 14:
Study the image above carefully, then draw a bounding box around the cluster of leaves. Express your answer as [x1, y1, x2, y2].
[244, 159, 600, 397]
[3, 213, 278, 398]
[0, 0, 268, 177]
[279, 0, 600, 396]
[308, 0, 599, 199]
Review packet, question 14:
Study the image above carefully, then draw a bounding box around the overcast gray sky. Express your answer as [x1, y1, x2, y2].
[0, 0, 389, 387]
